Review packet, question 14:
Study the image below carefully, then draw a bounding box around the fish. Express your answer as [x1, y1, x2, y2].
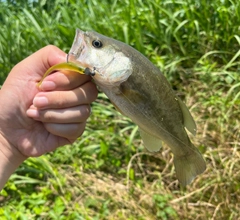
[40, 28, 206, 186]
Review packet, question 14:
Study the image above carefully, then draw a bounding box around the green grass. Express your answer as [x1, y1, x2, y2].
[0, 0, 240, 219]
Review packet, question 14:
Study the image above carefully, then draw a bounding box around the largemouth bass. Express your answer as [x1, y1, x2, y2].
[44, 29, 206, 185]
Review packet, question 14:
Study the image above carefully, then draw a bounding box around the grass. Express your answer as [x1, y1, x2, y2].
[0, 0, 239, 219]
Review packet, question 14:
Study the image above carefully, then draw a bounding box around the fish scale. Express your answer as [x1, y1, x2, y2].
[119, 69, 183, 140]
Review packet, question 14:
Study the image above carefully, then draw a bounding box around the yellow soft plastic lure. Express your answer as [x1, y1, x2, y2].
[37, 62, 85, 87]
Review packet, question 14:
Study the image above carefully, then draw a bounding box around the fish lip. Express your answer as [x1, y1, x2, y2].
[67, 28, 86, 65]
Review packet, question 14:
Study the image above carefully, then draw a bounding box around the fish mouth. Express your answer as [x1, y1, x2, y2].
[67, 29, 102, 77]
[67, 28, 86, 66]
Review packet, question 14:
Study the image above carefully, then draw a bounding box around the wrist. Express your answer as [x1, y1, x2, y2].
[0, 133, 27, 190]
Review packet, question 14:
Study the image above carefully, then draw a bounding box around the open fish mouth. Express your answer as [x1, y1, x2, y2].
[66, 46, 84, 65]
[66, 29, 97, 77]
[38, 30, 89, 86]
[67, 29, 86, 65]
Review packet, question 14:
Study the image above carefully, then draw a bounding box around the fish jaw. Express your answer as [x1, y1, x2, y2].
[67, 29, 88, 68]
[67, 29, 133, 88]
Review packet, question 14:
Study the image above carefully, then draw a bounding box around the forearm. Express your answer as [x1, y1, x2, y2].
[0, 135, 26, 190]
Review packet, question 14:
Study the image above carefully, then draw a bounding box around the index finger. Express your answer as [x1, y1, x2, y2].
[39, 71, 92, 91]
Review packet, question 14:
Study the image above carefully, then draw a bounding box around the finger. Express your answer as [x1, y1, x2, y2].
[5, 46, 67, 109]
[43, 122, 87, 140]
[33, 81, 98, 109]
[39, 71, 92, 91]
[13, 45, 67, 82]
[27, 104, 91, 123]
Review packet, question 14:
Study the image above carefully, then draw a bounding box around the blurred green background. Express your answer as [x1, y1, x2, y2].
[0, 0, 239, 219]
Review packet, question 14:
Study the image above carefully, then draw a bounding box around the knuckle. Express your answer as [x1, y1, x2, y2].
[47, 91, 68, 108]
[54, 93, 66, 108]
[81, 82, 98, 103]
[69, 122, 86, 139]
[42, 111, 55, 122]
[80, 105, 91, 121]
[45, 45, 59, 51]
[88, 83, 98, 102]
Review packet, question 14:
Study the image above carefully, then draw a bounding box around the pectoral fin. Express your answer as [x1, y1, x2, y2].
[177, 98, 197, 136]
[139, 128, 162, 152]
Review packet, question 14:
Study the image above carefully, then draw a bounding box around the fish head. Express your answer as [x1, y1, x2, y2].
[67, 29, 133, 87]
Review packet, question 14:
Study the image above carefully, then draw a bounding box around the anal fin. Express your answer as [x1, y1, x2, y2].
[139, 128, 162, 152]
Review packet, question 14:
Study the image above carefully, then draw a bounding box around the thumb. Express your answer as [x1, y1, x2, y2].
[11, 45, 67, 82]
[0, 45, 67, 111]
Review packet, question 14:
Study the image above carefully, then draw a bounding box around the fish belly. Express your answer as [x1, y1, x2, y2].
[98, 72, 206, 185]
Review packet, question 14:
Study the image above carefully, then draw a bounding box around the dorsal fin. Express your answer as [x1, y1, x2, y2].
[139, 128, 162, 152]
[177, 98, 197, 135]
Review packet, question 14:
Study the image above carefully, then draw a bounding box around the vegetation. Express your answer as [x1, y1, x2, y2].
[0, 0, 239, 219]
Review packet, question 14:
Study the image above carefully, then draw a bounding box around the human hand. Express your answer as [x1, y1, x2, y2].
[0, 45, 98, 159]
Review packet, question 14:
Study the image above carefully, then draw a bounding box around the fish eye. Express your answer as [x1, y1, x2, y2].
[92, 40, 103, 48]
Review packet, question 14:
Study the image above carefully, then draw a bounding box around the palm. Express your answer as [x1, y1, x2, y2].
[0, 67, 66, 157]
[16, 121, 64, 157]
[0, 46, 97, 158]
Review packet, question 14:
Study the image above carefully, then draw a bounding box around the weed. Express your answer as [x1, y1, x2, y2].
[0, 0, 239, 219]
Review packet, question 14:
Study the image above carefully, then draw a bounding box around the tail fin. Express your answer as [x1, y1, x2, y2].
[173, 148, 206, 186]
